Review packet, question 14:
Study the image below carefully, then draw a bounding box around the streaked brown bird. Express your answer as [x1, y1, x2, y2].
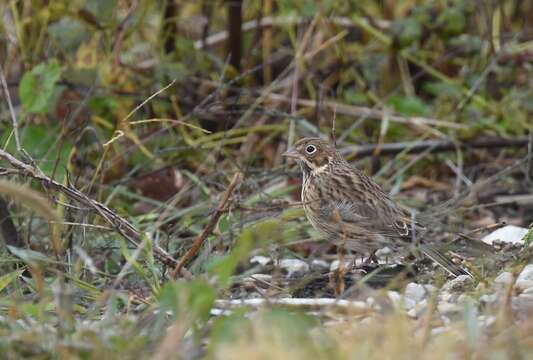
[283, 137, 470, 277]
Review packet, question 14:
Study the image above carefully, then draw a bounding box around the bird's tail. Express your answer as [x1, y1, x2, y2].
[419, 244, 473, 278]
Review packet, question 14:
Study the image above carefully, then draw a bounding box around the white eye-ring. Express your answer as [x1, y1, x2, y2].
[305, 145, 317, 154]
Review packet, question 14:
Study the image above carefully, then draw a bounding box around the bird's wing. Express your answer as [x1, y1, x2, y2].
[318, 197, 408, 238]
[319, 198, 369, 223]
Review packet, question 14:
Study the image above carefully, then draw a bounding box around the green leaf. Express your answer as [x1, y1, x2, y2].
[436, 7, 466, 37]
[218, 214, 230, 234]
[343, 90, 368, 106]
[387, 95, 430, 117]
[523, 223, 533, 247]
[206, 254, 239, 287]
[7, 245, 53, 266]
[19, 60, 62, 114]
[390, 18, 422, 47]
[423, 81, 463, 99]
[1, 124, 73, 178]
[84, 0, 118, 25]
[0, 269, 24, 293]
[48, 17, 90, 52]
[158, 279, 215, 323]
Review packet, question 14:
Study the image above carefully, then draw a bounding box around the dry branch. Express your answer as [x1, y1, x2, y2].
[0, 148, 177, 267]
[267, 93, 466, 129]
[341, 137, 530, 158]
[171, 172, 243, 279]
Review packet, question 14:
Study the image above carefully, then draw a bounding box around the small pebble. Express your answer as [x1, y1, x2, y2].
[278, 259, 309, 277]
[375, 247, 392, 258]
[431, 327, 448, 335]
[329, 259, 353, 272]
[479, 293, 499, 305]
[457, 294, 474, 305]
[250, 256, 272, 267]
[522, 287, 533, 295]
[516, 265, 533, 291]
[441, 275, 474, 293]
[407, 308, 418, 318]
[311, 259, 329, 271]
[482, 225, 528, 245]
[405, 283, 428, 303]
[439, 291, 455, 303]
[403, 298, 417, 311]
[494, 272, 513, 286]
[387, 291, 402, 307]
[438, 301, 461, 315]
[512, 293, 533, 317]
[478, 315, 496, 328]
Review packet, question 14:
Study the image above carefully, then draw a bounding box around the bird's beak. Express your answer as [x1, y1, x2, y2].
[282, 148, 299, 159]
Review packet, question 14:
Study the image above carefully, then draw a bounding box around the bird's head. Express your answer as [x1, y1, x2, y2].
[282, 137, 339, 176]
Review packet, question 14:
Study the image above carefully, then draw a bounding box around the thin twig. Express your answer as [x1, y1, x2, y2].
[193, 15, 390, 50]
[331, 106, 337, 148]
[266, 92, 466, 129]
[0, 150, 177, 267]
[340, 137, 530, 158]
[0, 64, 22, 152]
[171, 172, 243, 279]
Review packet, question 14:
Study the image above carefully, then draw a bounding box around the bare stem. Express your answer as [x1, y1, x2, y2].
[171, 172, 243, 279]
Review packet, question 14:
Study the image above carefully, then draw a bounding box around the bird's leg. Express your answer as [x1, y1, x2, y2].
[334, 243, 346, 297]
[327, 209, 347, 296]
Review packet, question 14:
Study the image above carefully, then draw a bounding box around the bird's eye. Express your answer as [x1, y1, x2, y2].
[305, 145, 317, 154]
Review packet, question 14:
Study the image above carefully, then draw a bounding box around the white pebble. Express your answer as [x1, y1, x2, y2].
[250, 256, 272, 267]
[329, 259, 353, 272]
[438, 302, 461, 315]
[375, 247, 392, 257]
[482, 225, 528, 245]
[387, 291, 402, 307]
[479, 293, 499, 305]
[405, 283, 428, 302]
[516, 265, 533, 291]
[311, 259, 329, 271]
[522, 287, 533, 294]
[407, 308, 418, 318]
[278, 259, 309, 277]
[494, 272, 513, 285]
[431, 327, 448, 335]
[517, 264, 533, 282]
[441, 275, 473, 293]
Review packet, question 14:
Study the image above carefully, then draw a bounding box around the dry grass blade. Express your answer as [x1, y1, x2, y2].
[0, 179, 62, 253]
[266, 93, 466, 129]
[171, 172, 243, 279]
[0, 148, 177, 267]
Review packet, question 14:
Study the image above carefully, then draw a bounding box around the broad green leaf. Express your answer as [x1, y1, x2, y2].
[48, 17, 90, 51]
[7, 245, 53, 266]
[19, 60, 62, 114]
[387, 95, 430, 117]
[437, 7, 466, 37]
[84, 0, 118, 25]
[390, 18, 422, 47]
